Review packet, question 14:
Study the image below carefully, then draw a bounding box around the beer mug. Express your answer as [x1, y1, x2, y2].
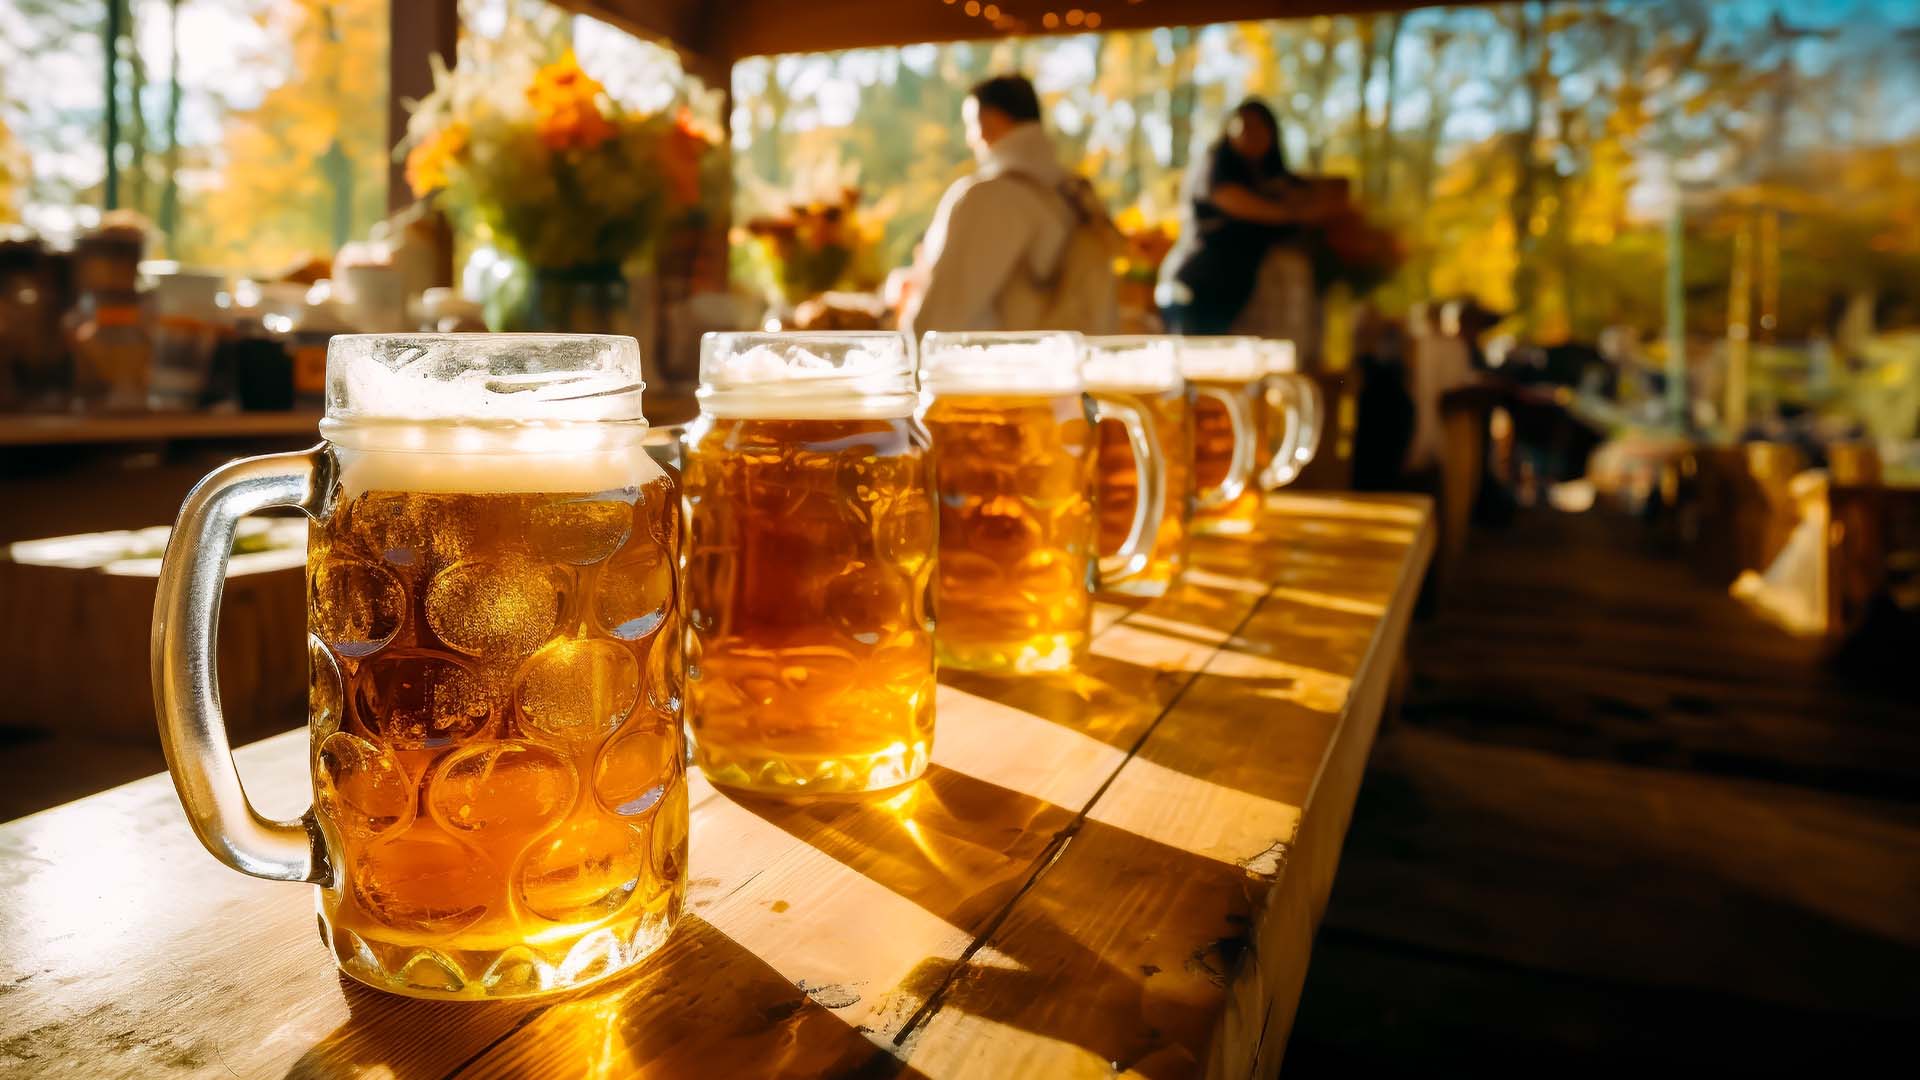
[682, 332, 936, 795]
[921, 330, 1165, 673]
[1257, 339, 1324, 489]
[1083, 335, 1190, 598]
[153, 334, 685, 999]
[1181, 335, 1271, 536]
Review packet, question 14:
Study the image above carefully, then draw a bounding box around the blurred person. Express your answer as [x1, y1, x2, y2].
[900, 75, 1117, 336]
[1159, 99, 1335, 337]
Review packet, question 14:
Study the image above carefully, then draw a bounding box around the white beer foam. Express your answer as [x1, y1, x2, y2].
[1179, 337, 1264, 382]
[328, 334, 645, 424]
[1260, 339, 1299, 374]
[1083, 337, 1181, 393]
[699, 342, 917, 419]
[920, 342, 1084, 395]
[326, 420, 658, 496]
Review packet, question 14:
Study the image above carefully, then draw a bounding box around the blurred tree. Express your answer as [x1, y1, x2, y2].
[179, 0, 389, 272]
[0, 115, 23, 224]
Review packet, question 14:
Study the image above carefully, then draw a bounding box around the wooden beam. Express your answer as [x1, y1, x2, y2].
[694, 0, 1438, 59]
[548, 0, 733, 82]
[388, 0, 458, 285]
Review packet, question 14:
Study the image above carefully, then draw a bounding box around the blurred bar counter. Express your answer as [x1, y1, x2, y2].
[0, 397, 697, 545]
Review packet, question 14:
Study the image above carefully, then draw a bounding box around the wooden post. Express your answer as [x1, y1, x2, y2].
[1727, 214, 1753, 435]
[388, 0, 458, 285]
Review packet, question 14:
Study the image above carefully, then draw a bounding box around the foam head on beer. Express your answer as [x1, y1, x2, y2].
[918, 330, 1085, 395]
[320, 333, 651, 496]
[1177, 335, 1264, 383]
[1082, 335, 1182, 394]
[698, 331, 915, 418]
[1259, 339, 1299, 374]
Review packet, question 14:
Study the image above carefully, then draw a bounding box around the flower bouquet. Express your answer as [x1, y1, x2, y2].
[403, 31, 721, 330]
[739, 184, 886, 309]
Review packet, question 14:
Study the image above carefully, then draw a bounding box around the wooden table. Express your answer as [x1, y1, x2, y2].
[0, 493, 1433, 1079]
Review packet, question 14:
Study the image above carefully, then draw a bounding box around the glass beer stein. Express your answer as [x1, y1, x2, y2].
[682, 332, 937, 795]
[1257, 338, 1325, 490]
[1182, 335, 1273, 536]
[921, 330, 1165, 673]
[1083, 335, 1191, 598]
[153, 334, 686, 999]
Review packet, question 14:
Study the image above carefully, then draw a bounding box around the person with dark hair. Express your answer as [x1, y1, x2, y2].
[1159, 99, 1334, 336]
[901, 74, 1117, 335]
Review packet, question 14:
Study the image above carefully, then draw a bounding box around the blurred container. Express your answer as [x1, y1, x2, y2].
[416, 286, 486, 332]
[337, 262, 409, 332]
[0, 231, 68, 410]
[67, 224, 150, 412]
[288, 281, 353, 408]
[225, 281, 299, 411]
[147, 266, 230, 411]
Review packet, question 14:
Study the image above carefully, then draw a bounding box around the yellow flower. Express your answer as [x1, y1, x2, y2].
[405, 122, 468, 197]
[526, 52, 618, 152]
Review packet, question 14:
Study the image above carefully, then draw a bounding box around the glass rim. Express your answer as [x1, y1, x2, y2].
[1177, 334, 1264, 381]
[919, 329, 1084, 394]
[698, 329, 917, 419]
[325, 332, 647, 427]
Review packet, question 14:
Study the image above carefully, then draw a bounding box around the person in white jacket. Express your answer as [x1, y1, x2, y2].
[901, 75, 1094, 337]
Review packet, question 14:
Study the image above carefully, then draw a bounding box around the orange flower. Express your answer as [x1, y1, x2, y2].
[405, 122, 468, 197]
[535, 101, 617, 152]
[527, 52, 616, 152]
[660, 107, 710, 205]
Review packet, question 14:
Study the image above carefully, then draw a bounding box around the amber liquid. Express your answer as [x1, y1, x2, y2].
[1190, 377, 1264, 536]
[307, 473, 685, 999]
[682, 415, 936, 794]
[1095, 386, 1193, 597]
[926, 392, 1095, 673]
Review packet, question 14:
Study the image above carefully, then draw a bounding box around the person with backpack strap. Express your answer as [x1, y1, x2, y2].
[901, 74, 1120, 338]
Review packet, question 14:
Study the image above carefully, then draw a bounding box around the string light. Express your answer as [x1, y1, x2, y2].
[1066, 9, 1085, 27]
[964, 0, 980, 15]
[1086, 12, 1101, 27]
[1043, 12, 1059, 28]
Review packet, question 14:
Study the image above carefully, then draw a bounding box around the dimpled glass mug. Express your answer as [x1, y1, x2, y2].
[921, 330, 1166, 673]
[1082, 335, 1192, 598]
[152, 334, 686, 999]
[1256, 339, 1325, 490]
[681, 332, 937, 796]
[1181, 335, 1273, 536]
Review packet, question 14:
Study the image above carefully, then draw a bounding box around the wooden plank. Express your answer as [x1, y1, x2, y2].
[889, 499, 1433, 1077]
[0, 493, 1432, 1078]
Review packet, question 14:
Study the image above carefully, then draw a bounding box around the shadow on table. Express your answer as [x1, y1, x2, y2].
[284, 915, 923, 1079]
[730, 764, 1267, 1076]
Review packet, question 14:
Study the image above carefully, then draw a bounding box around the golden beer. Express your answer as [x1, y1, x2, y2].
[684, 332, 936, 794]
[925, 391, 1095, 672]
[684, 417, 936, 793]
[306, 432, 684, 998]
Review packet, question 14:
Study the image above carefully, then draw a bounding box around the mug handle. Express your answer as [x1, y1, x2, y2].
[152, 446, 333, 884]
[1089, 393, 1166, 586]
[1194, 383, 1257, 509]
[1286, 373, 1325, 472]
[1260, 375, 1308, 490]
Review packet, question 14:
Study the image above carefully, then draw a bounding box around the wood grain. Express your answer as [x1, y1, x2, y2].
[0, 493, 1432, 1079]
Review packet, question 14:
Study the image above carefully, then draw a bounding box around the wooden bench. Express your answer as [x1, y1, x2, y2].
[0, 492, 1433, 1078]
